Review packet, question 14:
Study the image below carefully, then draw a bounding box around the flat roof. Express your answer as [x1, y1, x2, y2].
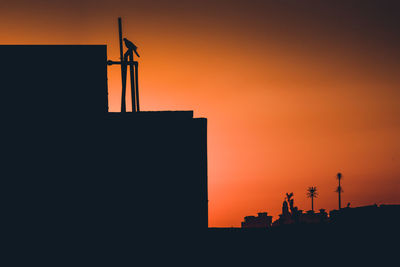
[107, 111, 194, 120]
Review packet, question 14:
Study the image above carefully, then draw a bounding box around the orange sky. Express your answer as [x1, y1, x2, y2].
[2, 0, 399, 227]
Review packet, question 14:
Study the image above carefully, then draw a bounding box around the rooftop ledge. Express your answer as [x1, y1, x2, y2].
[107, 111, 195, 120]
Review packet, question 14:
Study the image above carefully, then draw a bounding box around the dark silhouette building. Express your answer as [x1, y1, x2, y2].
[2, 45, 208, 261]
[241, 212, 272, 228]
[329, 204, 400, 228]
[299, 209, 328, 224]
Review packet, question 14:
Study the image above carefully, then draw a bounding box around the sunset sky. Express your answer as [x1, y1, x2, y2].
[2, 0, 399, 227]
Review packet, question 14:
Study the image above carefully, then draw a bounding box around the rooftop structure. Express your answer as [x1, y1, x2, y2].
[241, 212, 272, 228]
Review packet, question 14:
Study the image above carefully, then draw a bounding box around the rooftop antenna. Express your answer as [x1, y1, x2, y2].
[108, 17, 140, 113]
[118, 17, 127, 113]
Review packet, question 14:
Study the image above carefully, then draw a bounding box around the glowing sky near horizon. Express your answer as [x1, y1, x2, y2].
[2, 0, 399, 227]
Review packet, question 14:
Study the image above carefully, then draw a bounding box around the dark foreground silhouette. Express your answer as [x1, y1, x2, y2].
[2, 45, 398, 265]
[2, 45, 208, 265]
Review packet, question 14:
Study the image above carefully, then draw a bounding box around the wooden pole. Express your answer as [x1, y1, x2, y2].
[118, 17, 127, 113]
[128, 52, 136, 112]
[135, 62, 140, 112]
[338, 179, 341, 210]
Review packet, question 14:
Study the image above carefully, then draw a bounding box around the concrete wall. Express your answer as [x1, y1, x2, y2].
[1, 45, 108, 117]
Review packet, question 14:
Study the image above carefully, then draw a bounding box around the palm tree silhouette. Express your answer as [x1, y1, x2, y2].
[306, 186, 318, 212]
[336, 172, 343, 209]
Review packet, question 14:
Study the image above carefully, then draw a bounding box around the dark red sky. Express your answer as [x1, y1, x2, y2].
[2, 0, 399, 227]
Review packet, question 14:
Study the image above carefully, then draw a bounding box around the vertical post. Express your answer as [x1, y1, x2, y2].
[128, 52, 136, 112]
[135, 62, 140, 112]
[311, 197, 314, 212]
[118, 17, 127, 113]
[338, 179, 341, 210]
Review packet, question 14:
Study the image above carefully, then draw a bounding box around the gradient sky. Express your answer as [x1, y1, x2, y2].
[2, 0, 399, 227]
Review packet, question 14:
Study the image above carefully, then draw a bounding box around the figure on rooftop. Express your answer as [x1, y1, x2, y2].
[123, 38, 140, 58]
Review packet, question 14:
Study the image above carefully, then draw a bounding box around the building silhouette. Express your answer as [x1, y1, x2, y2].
[241, 212, 272, 228]
[2, 45, 208, 261]
[329, 204, 400, 228]
[299, 209, 328, 224]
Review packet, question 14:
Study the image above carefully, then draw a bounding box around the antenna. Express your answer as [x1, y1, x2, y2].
[118, 17, 127, 113]
[135, 58, 140, 112]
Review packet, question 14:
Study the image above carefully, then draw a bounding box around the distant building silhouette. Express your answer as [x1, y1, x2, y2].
[271, 203, 400, 227]
[272, 194, 328, 226]
[299, 209, 328, 224]
[329, 204, 400, 227]
[241, 212, 272, 228]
